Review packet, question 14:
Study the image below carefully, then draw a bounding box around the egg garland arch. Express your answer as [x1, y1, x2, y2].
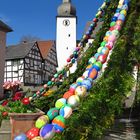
[14, 0, 130, 139]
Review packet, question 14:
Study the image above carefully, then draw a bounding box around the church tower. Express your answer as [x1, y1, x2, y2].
[56, 0, 76, 70]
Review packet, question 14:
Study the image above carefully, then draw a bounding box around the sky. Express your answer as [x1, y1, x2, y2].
[0, 0, 104, 45]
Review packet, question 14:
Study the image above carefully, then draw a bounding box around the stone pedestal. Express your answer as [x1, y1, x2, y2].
[0, 120, 11, 140]
[9, 110, 44, 140]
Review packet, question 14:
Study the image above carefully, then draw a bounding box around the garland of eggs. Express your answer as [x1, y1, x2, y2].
[29, 0, 111, 101]
[14, 0, 130, 139]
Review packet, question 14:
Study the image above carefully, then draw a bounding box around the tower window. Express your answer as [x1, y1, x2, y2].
[68, 34, 71, 37]
[66, 47, 68, 50]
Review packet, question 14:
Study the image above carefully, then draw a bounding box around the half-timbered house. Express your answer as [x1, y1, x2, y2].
[4, 41, 58, 86]
[37, 41, 58, 83]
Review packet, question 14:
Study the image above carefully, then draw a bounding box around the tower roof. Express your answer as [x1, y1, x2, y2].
[57, 0, 76, 16]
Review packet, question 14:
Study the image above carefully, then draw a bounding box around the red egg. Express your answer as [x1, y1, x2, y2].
[63, 90, 74, 99]
[93, 18, 98, 22]
[26, 127, 39, 139]
[97, 54, 107, 64]
[67, 58, 71, 63]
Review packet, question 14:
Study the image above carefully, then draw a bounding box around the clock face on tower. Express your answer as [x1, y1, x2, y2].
[63, 19, 70, 26]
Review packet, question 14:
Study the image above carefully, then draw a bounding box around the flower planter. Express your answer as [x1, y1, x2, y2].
[9, 109, 44, 140]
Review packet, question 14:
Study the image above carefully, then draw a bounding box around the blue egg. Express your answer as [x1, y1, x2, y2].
[112, 16, 118, 21]
[92, 64, 100, 71]
[40, 124, 55, 139]
[124, 0, 129, 5]
[81, 79, 92, 90]
[122, 4, 128, 10]
[70, 83, 78, 89]
[94, 53, 100, 59]
[116, 8, 121, 13]
[118, 14, 125, 21]
[14, 133, 27, 140]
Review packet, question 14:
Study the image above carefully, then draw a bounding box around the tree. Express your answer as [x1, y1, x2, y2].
[20, 35, 41, 43]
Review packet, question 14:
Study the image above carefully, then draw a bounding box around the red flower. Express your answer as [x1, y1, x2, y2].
[22, 98, 30, 105]
[2, 100, 9, 106]
[2, 111, 8, 117]
[12, 96, 21, 101]
[15, 92, 22, 97]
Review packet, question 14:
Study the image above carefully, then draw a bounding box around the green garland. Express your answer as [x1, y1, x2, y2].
[50, 0, 140, 139]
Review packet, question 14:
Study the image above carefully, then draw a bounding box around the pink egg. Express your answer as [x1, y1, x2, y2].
[114, 25, 121, 31]
[108, 35, 116, 42]
[105, 41, 114, 50]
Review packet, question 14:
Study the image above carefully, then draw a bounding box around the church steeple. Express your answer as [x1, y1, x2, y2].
[63, 0, 71, 2]
[57, 0, 76, 16]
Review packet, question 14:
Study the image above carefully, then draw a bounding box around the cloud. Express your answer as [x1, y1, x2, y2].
[0, 14, 10, 23]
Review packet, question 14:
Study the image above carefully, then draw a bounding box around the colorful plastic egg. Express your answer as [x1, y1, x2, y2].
[93, 61, 102, 71]
[40, 124, 55, 139]
[108, 35, 116, 42]
[111, 30, 119, 36]
[105, 31, 112, 36]
[114, 13, 120, 18]
[94, 53, 100, 59]
[75, 86, 87, 97]
[97, 47, 104, 54]
[69, 83, 78, 91]
[86, 64, 93, 70]
[101, 47, 109, 55]
[81, 79, 92, 90]
[55, 98, 66, 109]
[52, 115, 65, 133]
[120, 10, 127, 16]
[32, 136, 43, 140]
[67, 95, 80, 108]
[14, 133, 27, 140]
[35, 115, 49, 129]
[116, 20, 123, 26]
[105, 41, 113, 50]
[109, 26, 115, 31]
[63, 90, 74, 99]
[47, 108, 59, 120]
[122, 4, 128, 10]
[118, 14, 125, 21]
[82, 69, 90, 78]
[114, 24, 121, 31]
[88, 68, 98, 80]
[26, 127, 40, 139]
[59, 104, 72, 119]
[100, 41, 107, 47]
[112, 16, 118, 22]
[110, 21, 116, 27]
[67, 58, 71, 63]
[76, 76, 85, 85]
[103, 36, 109, 42]
[97, 54, 107, 64]
[88, 57, 96, 64]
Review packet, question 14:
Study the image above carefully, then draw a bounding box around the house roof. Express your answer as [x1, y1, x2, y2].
[0, 20, 13, 32]
[5, 40, 55, 60]
[6, 42, 35, 60]
[37, 40, 55, 59]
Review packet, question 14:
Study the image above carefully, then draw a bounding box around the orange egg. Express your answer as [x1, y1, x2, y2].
[103, 36, 109, 42]
[89, 69, 98, 79]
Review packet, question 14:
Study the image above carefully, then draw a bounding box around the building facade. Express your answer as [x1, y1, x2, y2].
[0, 20, 12, 95]
[5, 41, 58, 86]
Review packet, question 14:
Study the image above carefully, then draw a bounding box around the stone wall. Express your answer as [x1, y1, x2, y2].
[0, 31, 6, 96]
